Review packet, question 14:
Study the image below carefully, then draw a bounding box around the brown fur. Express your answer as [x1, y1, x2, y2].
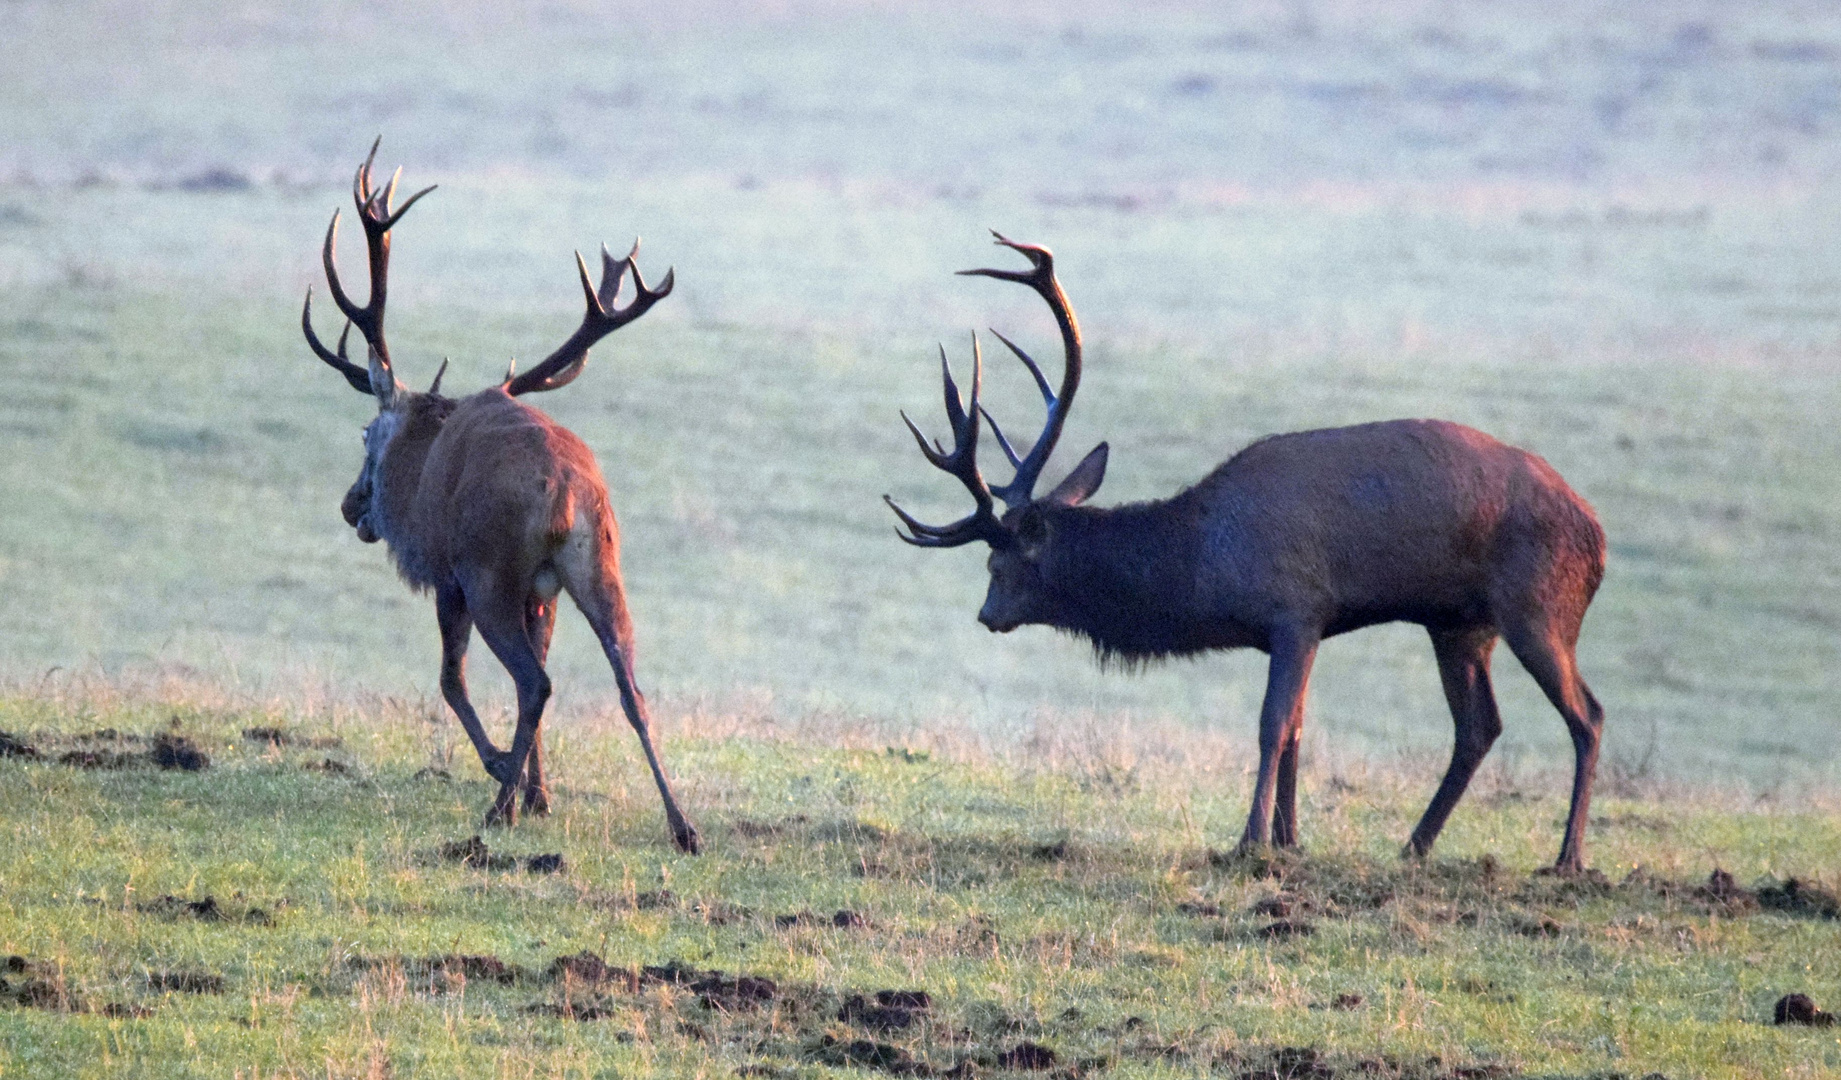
[896, 238, 1608, 873]
[303, 143, 696, 851]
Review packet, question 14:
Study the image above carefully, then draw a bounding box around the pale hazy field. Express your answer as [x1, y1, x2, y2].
[4, 0, 1841, 787]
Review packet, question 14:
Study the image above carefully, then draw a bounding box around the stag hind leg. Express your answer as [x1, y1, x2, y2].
[521, 595, 559, 817]
[1498, 608, 1603, 875]
[436, 584, 517, 783]
[562, 570, 700, 854]
[1405, 625, 1503, 860]
[463, 578, 554, 828]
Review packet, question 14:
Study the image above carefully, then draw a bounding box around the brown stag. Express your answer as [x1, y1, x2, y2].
[301, 142, 699, 851]
[888, 233, 1608, 873]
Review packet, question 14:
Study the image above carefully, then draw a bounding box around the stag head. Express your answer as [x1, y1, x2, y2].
[886, 233, 1109, 632]
[304, 140, 672, 545]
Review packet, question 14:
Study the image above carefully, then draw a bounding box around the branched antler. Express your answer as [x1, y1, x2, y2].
[886, 233, 1084, 548]
[957, 231, 1082, 511]
[506, 240, 674, 396]
[301, 138, 436, 395]
[884, 335, 1012, 549]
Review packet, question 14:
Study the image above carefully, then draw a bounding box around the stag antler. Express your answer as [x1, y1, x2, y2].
[302, 138, 436, 395]
[957, 231, 1082, 511]
[505, 240, 674, 396]
[884, 335, 1013, 549]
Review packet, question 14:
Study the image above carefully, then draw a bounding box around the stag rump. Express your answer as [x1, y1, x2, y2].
[889, 233, 1608, 874]
[302, 141, 699, 852]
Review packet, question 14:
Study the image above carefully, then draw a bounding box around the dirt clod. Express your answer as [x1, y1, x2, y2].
[1239, 1045, 1332, 1080]
[148, 733, 210, 771]
[150, 732, 210, 771]
[644, 962, 778, 1011]
[1252, 895, 1296, 917]
[148, 970, 224, 994]
[1756, 877, 1841, 919]
[1775, 992, 1837, 1026]
[1256, 919, 1315, 939]
[303, 757, 349, 774]
[1331, 992, 1364, 1010]
[1692, 869, 1760, 913]
[11, 978, 65, 1009]
[524, 853, 566, 874]
[1031, 840, 1070, 861]
[840, 993, 921, 1032]
[0, 731, 38, 758]
[833, 909, 869, 928]
[997, 1041, 1058, 1070]
[1176, 901, 1223, 917]
[877, 989, 932, 1010]
[436, 835, 516, 871]
[242, 727, 291, 746]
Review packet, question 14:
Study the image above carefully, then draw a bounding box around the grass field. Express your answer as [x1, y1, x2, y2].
[0, 683, 1838, 1078]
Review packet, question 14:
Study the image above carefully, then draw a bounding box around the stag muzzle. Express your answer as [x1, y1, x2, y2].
[977, 597, 1023, 633]
[342, 482, 381, 543]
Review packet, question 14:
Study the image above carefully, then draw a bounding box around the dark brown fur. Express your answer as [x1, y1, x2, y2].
[894, 238, 1607, 873]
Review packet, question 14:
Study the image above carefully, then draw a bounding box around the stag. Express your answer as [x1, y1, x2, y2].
[301, 141, 698, 851]
[888, 233, 1608, 873]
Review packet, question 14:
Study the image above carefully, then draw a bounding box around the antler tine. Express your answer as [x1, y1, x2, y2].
[309, 141, 433, 393]
[885, 334, 1012, 549]
[301, 285, 373, 394]
[506, 239, 675, 397]
[988, 328, 1055, 405]
[954, 232, 1083, 510]
[978, 404, 1025, 470]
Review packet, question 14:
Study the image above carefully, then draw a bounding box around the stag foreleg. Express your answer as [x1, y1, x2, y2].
[521, 596, 559, 817]
[436, 584, 516, 782]
[1406, 626, 1503, 859]
[1239, 629, 1320, 853]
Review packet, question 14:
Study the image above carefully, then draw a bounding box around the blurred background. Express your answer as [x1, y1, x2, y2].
[2, 0, 1839, 786]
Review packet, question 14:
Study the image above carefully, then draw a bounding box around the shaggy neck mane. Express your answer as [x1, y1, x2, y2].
[373, 393, 457, 590]
[1040, 494, 1205, 665]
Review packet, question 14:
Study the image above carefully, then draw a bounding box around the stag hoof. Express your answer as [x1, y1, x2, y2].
[522, 785, 552, 817]
[671, 819, 702, 855]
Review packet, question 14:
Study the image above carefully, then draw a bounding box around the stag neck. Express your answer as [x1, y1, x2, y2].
[1029, 499, 1217, 660]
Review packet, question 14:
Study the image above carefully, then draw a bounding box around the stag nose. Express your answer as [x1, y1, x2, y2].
[977, 606, 1020, 633]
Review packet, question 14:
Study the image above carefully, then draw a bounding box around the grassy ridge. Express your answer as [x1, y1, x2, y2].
[0, 683, 1836, 1078]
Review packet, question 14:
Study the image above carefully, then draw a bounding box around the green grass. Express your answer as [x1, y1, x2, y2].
[0, 685, 1837, 1078]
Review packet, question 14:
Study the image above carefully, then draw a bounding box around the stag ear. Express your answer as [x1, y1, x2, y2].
[367, 346, 399, 409]
[1043, 442, 1108, 506]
